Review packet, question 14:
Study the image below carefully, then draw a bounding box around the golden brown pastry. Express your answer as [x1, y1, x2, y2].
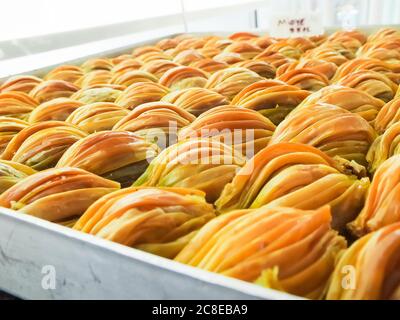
[115, 82, 170, 110]
[136, 51, 172, 63]
[297, 85, 384, 123]
[173, 49, 204, 65]
[110, 70, 158, 87]
[176, 205, 346, 299]
[251, 35, 276, 49]
[302, 46, 349, 66]
[348, 154, 400, 237]
[222, 41, 262, 59]
[0, 117, 29, 155]
[203, 38, 233, 51]
[277, 68, 329, 91]
[367, 121, 400, 173]
[45, 65, 84, 83]
[228, 32, 258, 41]
[327, 222, 400, 300]
[57, 131, 159, 186]
[368, 27, 400, 42]
[329, 29, 367, 45]
[0, 91, 38, 120]
[231, 79, 310, 125]
[71, 86, 122, 104]
[66, 102, 129, 133]
[0, 160, 36, 194]
[28, 98, 84, 123]
[76, 70, 113, 88]
[276, 59, 338, 80]
[216, 142, 369, 230]
[162, 87, 228, 116]
[190, 58, 228, 74]
[171, 38, 206, 56]
[132, 46, 163, 59]
[205, 67, 264, 101]
[156, 38, 179, 51]
[30, 80, 80, 103]
[111, 54, 134, 65]
[0, 75, 42, 94]
[1, 121, 87, 170]
[254, 50, 293, 68]
[133, 138, 246, 202]
[335, 70, 398, 102]
[197, 47, 221, 59]
[159, 66, 208, 90]
[362, 48, 400, 64]
[113, 102, 194, 147]
[234, 60, 276, 78]
[374, 97, 400, 133]
[178, 105, 276, 157]
[140, 59, 180, 78]
[0, 167, 119, 223]
[358, 37, 400, 58]
[213, 52, 245, 65]
[270, 103, 377, 166]
[81, 58, 113, 72]
[74, 187, 215, 258]
[260, 41, 303, 60]
[111, 59, 143, 75]
[325, 36, 363, 56]
[332, 58, 400, 84]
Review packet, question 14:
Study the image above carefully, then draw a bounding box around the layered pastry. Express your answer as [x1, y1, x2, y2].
[74, 187, 216, 258]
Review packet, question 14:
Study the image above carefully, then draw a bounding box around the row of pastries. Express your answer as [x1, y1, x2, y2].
[1, 27, 400, 299]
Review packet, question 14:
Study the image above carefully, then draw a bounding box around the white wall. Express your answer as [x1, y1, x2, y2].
[1, 0, 399, 42]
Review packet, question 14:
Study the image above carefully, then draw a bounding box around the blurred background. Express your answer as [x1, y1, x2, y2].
[0, 0, 399, 75]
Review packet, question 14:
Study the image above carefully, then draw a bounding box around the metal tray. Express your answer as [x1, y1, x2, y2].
[4, 25, 397, 299]
[0, 32, 303, 300]
[3, 24, 398, 300]
[0, 207, 300, 299]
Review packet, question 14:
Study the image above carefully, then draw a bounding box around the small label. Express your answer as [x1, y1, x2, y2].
[269, 13, 324, 38]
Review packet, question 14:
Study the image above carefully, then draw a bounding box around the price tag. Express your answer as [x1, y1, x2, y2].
[268, 12, 324, 38]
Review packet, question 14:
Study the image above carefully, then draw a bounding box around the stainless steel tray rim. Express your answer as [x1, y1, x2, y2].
[0, 206, 301, 300]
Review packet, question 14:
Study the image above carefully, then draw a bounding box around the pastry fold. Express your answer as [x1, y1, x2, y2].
[335, 70, 398, 102]
[66, 102, 129, 133]
[277, 68, 329, 91]
[297, 85, 384, 123]
[178, 105, 275, 157]
[133, 138, 246, 202]
[349, 155, 400, 236]
[1, 121, 87, 170]
[0, 160, 36, 194]
[0, 91, 38, 120]
[159, 66, 208, 90]
[0, 117, 29, 155]
[175, 205, 346, 299]
[374, 97, 400, 133]
[205, 67, 264, 101]
[28, 98, 84, 123]
[45, 65, 83, 83]
[57, 131, 159, 187]
[116, 82, 170, 110]
[113, 102, 195, 147]
[270, 103, 377, 165]
[30, 80, 79, 103]
[0, 75, 42, 94]
[231, 79, 310, 125]
[327, 222, 400, 300]
[162, 87, 228, 116]
[0, 167, 119, 223]
[74, 187, 216, 259]
[216, 142, 369, 231]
